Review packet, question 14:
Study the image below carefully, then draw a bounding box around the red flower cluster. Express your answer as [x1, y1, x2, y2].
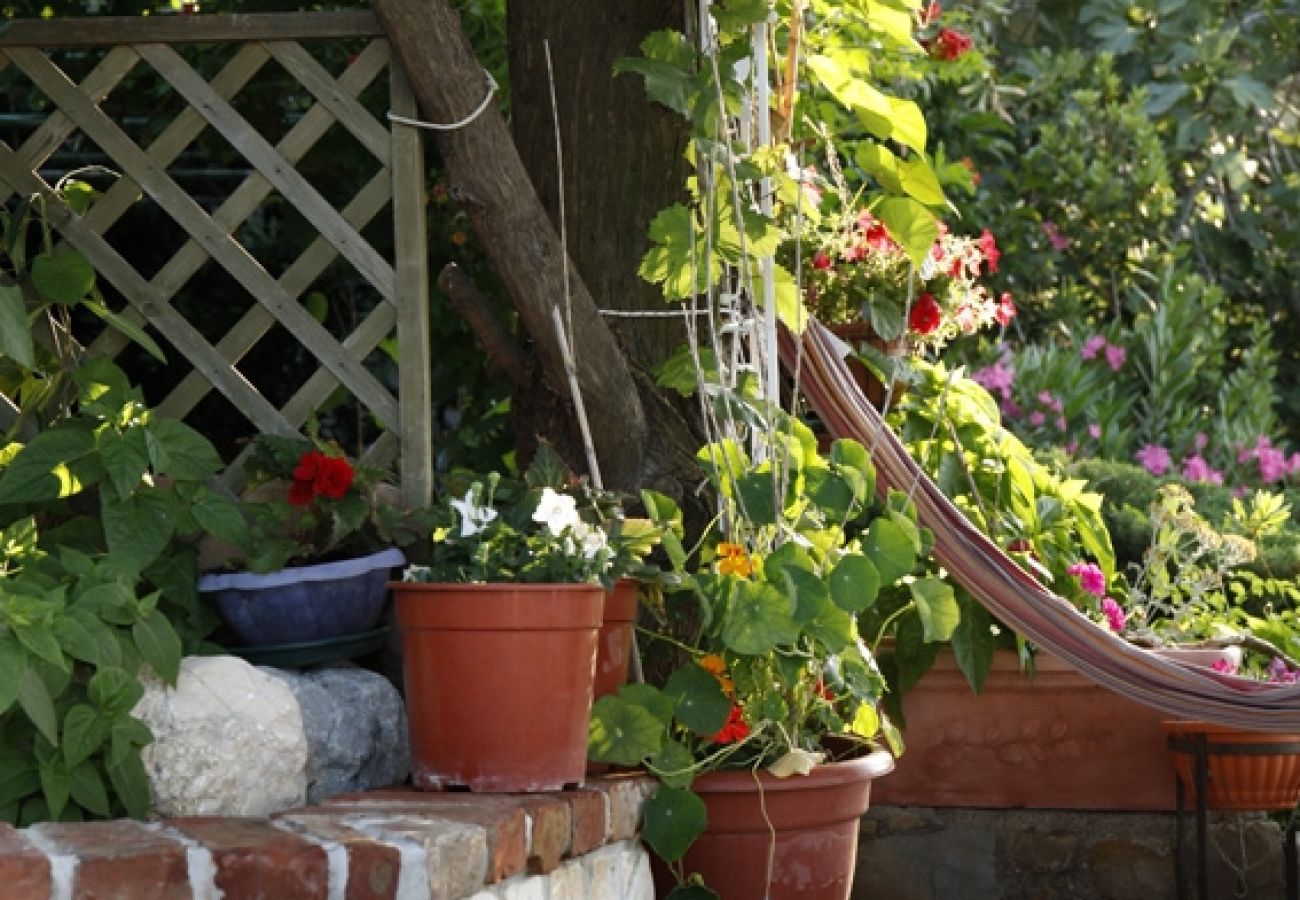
[288, 450, 355, 505]
[908, 293, 943, 335]
[925, 27, 973, 61]
[710, 704, 750, 744]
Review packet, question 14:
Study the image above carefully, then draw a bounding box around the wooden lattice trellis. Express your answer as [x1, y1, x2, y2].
[0, 11, 432, 507]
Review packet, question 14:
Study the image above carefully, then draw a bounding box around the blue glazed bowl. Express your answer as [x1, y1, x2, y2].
[197, 547, 405, 647]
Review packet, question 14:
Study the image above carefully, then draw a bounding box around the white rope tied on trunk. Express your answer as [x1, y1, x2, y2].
[387, 70, 498, 131]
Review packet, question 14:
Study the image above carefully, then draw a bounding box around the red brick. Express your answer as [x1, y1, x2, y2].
[170, 817, 328, 900]
[0, 823, 51, 899]
[518, 797, 571, 874]
[274, 813, 401, 900]
[35, 819, 189, 899]
[322, 795, 526, 882]
[557, 788, 607, 856]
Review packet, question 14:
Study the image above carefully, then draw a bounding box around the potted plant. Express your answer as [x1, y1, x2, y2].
[392, 451, 637, 793]
[196, 434, 420, 649]
[587, 393, 945, 898]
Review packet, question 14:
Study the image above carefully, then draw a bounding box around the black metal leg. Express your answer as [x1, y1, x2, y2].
[1175, 774, 1187, 900]
[1195, 734, 1209, 900]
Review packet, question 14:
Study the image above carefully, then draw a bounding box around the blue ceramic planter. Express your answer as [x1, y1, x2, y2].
[198, 547, 405, 647]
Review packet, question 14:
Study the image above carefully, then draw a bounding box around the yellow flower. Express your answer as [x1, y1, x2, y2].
[716, 542, 753, 577]
[698, 654, 734, 696]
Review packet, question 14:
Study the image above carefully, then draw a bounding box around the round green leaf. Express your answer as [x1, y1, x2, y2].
[828, 554, 881, 613]
[648, 738, 697, 789]
[31, 251, 95, 303]
[863, 518, 916, 587]
[642, 786, 707, 862]
[587, 695, 663, 765]
[911, 577, 960, 643]
[720, 581, 800, 655]
[664, 664, 731, 737]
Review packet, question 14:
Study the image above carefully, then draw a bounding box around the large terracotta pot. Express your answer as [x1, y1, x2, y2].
[392, 581, 603, 792]
[874, 648, 1236, 811]
[663, 751, 894, 900]
[593, 579, 639, 700]
[1164, 720, 1300, 811]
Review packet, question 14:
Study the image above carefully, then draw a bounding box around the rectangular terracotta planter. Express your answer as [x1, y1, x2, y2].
[875, 649, 1178, 811]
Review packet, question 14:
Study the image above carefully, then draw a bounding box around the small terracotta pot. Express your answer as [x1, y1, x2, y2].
[659, 752, 894, 899]
[593, 579, 639, 701]
[1164, 720, 1300, 811]
[392, 581, 603, 792]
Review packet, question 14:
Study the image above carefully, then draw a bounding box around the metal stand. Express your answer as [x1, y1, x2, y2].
[1169, 733, 1300, 900]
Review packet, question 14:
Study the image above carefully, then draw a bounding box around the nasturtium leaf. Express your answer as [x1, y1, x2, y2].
[664, 664, 731, 737]
[69, 761, 110, 817]
[132, 609, 182, 686]
[795, 589, 854, 652]
[0, 284, 34, 368]
[828, 554, 881, 613]
[642, 786, 707, 862]
[911, 577, 960, 643]
[735, 470, 778, 526]
[863, 517, 916, 586]
[18, 667, 59, 746]
[805, 468, 855, 521]
[721, 581, 800, 655]
[649, 738, 697, 789]
[31, 250, 94, 303]
[587, 695, 663, 765]
[617, 682, 675, 724]
[849, 702, 881, 740]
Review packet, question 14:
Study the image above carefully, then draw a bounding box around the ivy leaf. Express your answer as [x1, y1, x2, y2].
[145, 419, 222, 481]
[0, 633, 27, 714]
[31, 250, 94, 303]
[587, 695, 663, 765]
[0, 284, 34, 368]
[828, 554, 881, 613]
[664, 663, 731, 737]
[18, 667, 59, 746]
[638, 204, 720, 299]
[642, 786, 707, 862]
[133, 609, 182, 686]
[910, 577, 960, 643]
[720, 581, 800, 654]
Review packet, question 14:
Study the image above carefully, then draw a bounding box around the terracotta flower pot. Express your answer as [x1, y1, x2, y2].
[593, 579, 639, 701]
[661, 752, 894, 899]
[392, 581, 604, 792]
[1164, 720, 1300, 811]
[826, 321, 906, 410]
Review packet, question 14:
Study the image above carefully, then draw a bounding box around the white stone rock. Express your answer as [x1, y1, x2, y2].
[547, 859, 587, 900]
[133, 655, 308, 816]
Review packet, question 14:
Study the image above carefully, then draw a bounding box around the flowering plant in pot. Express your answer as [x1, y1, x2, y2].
[197, 435, 421, 648]
[588, 393, 943, 897]
[394, 450, 665, 792]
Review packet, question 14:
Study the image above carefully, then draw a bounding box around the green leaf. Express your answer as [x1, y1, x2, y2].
[664, 663, 731, 737]
[54, 613, 119, 668]
[898, 154, 946, 207]
[0, 756, 39, 807]
[849, 702, 881, 740]
[12, 621, 66, 670]
[145, 419, 223, 481]
[69, 762, 110, 817]
[98, 427, 150, 501]
[0, 426, 98, 504]
[638, 204, 720, 299]
[74, 582, 137, 626]
[735, 470, 778, 526]
[753, 261, 809, 333]
[31, 250, 94, 303]
[37, 757, 70, 820]
[88, 667, 143, 715]
[81, 300, 166, 364]
[0, 633, 27, 714]
[105, 751, 150, 820]
[189, 489, 249, 547]
[617, 682, 676, 723]
[910, 577, 959, 643]
[863, 517, 916, 586]
[720, 580, 800, 654]
[62, 705, 108, 769]
[875, 196, 939, 268]
[805, 468, 855, 520]
[648, 738, 697, 789]
[587, 695, 664, 765]
[132, 609, 181, 685]
[805, 54, 894, 141]
[864, 0, 921, 47]
[664, 886, 719, 900]
[101, 489, 177, 571]
[642, 786, 707, 862]
[18, 667, 59, 746]
[62, 180, 96, 216]
[795, 589, 854, 653]
[886, 96, 928, 156]
[951, 595, 997, 694]
[0, 284, 34, 368]
[828, 554, 881, 613]
[108, 717, 154, 767]
[711, 0, 772, 29]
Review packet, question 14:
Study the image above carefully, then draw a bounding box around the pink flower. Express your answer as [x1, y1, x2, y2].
[1065, 440, 1079, 455]
[811, 250, 832, 271]
[972, 362, 1014, 399]
[954, 303, 978, 333]
[1088, 423, 1102, 440]
[1037, 390, 1055, 406]
[1194, 432, 1209, 452]
[1136, 444, 1172, 476]
[995, 292, 1016, 326]
[1056, 416, 1068, 431]
[978, 228, 1000, 273]
[1081, 335, 1107, 360]
[1288, 453, 1300, 476]
[1182, 455, 1224, 485]
[1069, 562, 1107, 598]
[1258, 447, 1289, 482]
[1042, 221, 1070, 252]
[1269, 658, 1299, 683]
[1104, 343, 1126, 371]
[1100, 597, 1126, 633]
[1212, 657, 1240, 676]
[1029, 411, 1046, 427]
[1001, 400, 1023, 420]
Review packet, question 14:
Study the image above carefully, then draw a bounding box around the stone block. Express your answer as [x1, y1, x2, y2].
[623, 845, 654, 900]
[355, 816, 488, 900]
[520, 797, 571, 874]
[583, 844, 624, 899]
[547, 859, 587, 900]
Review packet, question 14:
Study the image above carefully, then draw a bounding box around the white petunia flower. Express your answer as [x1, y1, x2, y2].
[572, 522, 609, 559]
[449, 488, 498, 537]
[532, 487, 581, 535]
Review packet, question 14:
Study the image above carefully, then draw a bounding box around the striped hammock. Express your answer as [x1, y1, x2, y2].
[783, 319, 1300, 731]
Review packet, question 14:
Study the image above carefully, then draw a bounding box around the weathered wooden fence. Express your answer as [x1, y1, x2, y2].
[0, 11, 432, 506]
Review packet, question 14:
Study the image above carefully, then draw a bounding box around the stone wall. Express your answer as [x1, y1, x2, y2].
[854, 806, 1293, 900]
[0, 775, 656, 899]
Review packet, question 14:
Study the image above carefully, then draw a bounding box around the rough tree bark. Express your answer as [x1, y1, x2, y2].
[373, 0, 706, 511]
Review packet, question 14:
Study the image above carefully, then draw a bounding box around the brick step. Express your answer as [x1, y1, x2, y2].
[0, 774, 655, 900]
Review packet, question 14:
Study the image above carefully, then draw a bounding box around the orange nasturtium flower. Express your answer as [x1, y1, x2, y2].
[697, 654, 735, 696]
[715, 542, 753, 577]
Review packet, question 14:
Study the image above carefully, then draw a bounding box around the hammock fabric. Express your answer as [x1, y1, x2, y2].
[783, 320, 1300, 732]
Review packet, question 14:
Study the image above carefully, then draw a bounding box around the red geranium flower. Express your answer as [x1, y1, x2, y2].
[995, 292, 1017, 326]
[287, 478, 315, 506]
[710, 705, 750, 744]
[293, 449, 326, 484]
[313, 455, 355, 500]
[811, 250, 832, 271]
[979, 228, 1001, 274]
[931, 27, 972, 61]
[908, 293, 943, 335]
